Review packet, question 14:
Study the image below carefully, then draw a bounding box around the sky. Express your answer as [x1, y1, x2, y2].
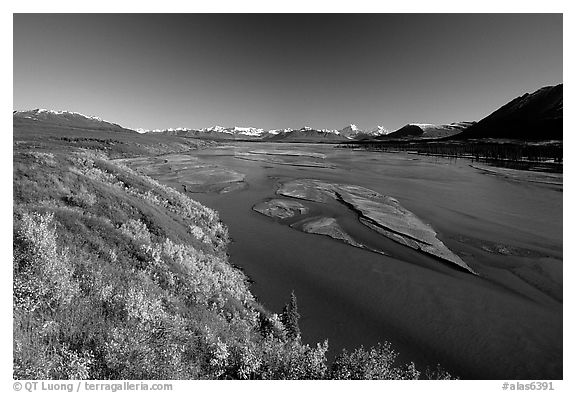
[13, 13, 563, 131]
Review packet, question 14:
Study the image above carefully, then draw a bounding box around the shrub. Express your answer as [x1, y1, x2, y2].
[331, 342, 420, 380]
[120, 219, 152, 244]
[14, 212, 79, 312]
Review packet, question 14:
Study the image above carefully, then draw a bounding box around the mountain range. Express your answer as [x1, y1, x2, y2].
[135, 124, 389, 142]
[13, 84, 562, 142]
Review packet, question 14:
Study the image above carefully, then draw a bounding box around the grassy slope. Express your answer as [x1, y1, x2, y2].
[13, 123, 452, 380]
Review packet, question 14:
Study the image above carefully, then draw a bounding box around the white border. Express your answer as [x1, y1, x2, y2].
[3, 2, 572, 392]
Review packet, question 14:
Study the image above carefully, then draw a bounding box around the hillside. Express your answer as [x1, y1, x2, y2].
[14, 109, 135, 133]
[13, 117, 454, 380]
[14, 114, 215, 159]
[455, 84, 563, 140]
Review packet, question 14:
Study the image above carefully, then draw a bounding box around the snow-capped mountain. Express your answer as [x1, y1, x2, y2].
[13, 109, 133, 133]
[200, 125, 227, 133]
[338, 124, 360, 138]
[15, 108, 104, 122]
[338, 124, 390, 139]
[137, 125, 268, 140]
[140, 124, 348, 141]
[295, 126, 339, 134]
[316, 128, 340, 135]
[138, 123, 391, 142]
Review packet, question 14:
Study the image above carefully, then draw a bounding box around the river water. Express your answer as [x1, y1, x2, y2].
[132, 142, 563, 379]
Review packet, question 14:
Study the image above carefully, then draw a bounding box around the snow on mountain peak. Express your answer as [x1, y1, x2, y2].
[338, 124, 362, 138]
[228, 126, 266, 136]
[367, 125, 390, 135]
[318, 128, 340, 135]
[267, 128, 294, 135]
[200, 125, 226, 133]
[15, 108, 106, 122]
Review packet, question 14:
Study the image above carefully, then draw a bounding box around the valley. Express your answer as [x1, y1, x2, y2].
[121, 142, 563, 379]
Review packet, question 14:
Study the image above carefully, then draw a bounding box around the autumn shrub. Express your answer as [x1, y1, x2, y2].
[13, 211, 80, 312]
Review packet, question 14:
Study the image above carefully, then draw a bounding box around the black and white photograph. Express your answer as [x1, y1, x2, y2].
[7, 4, 569, 389]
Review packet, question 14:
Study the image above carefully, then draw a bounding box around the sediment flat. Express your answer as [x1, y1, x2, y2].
[278, 179, 477, 274]
[120, 154, 247, 194]
[294, 216, 364, 249]
[253, 198, 309, 219]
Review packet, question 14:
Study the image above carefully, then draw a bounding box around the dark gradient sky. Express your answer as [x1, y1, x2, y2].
[13, 14, 562, 131]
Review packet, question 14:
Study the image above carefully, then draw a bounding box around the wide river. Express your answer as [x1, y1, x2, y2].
[129, 142, 563, 379]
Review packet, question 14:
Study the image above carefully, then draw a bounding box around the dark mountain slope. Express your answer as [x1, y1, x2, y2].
[382, 124, 424, 138]
[455, 84, 563, 140]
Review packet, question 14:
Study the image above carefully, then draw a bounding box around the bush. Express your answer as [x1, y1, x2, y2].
[14, 212, 79, 312]
[120, 219, 152, 244]
[331, 342, 420, 380]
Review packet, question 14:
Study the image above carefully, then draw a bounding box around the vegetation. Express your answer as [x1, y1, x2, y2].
[13, 132, 457, 380]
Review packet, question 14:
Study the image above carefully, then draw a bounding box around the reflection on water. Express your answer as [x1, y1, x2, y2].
[124, 142, 562, 379]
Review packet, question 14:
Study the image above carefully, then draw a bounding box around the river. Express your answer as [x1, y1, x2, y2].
[127, 142, 563, 379]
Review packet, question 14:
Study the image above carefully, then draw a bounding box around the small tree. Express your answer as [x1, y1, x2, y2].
[281, 291, 301, 341]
